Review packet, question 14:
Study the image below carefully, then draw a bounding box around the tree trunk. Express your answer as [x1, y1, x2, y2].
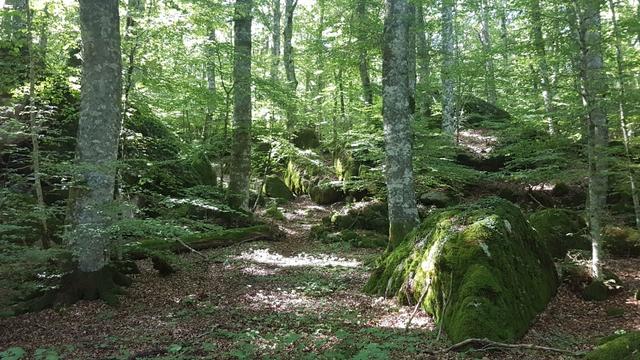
[283, 0, 298, 130]
[122, 0, 145, 122]
[530, 0, 555, 134]
[480, 0, 496, 105]
[607, 0, 640, 229]
[577, 0, 607, 280]
[441, 0, 456, 135]
[382, 0, 420, 249]
[416, 4, 432, 116]
[315, 0, 326, 125]
[204, 30, 217, 141]
[271, 0, 281, 81]
[355, 0, 374, 106]
[228, 0, 253, 210]
[71, 0, 123, 273]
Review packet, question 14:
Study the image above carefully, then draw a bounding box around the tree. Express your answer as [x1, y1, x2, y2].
[416, 3, 433, 116]
[479, 0, 496, 105]
[65, 0, 129, 302]
[441, 0, 456, 135]
[228, 0, 253, 210]
[382, 0, 420, 249]
[355, 0, 374, 106]
[271, 0, 281, 82]
[283, 0, 298, 129]
[577, 0, 608, 279]
[530, 0, 555, 134]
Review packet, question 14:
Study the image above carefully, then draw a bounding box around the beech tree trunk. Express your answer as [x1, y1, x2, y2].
[577, 0, 608, 280]
[271, 0, 280, 81]
[530, 0, 555, 134]
[356, 0, 373, 106]
[283, 0, 298, 129]
[480, 0, 496, 105]
[441, 0, 456, 135]
[382, 0, 420, 249]
[204, 29, 217, 141]
[228, 0, 253, 210]
[416, 4, 432, 116]
[72, 0, 123, 273]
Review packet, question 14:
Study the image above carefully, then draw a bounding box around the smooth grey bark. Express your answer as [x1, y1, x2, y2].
[228, 0, 253, 210]
[315, 0, 326, 124]
[479, 0, 496, 105]
[204, 29, 217, 141]
[407, 3, 416, 114]
[608, 0, 640, 229]
[530, 0, 555, 134]
[498, 0, 509, 65]
[441, 0, 456, 135]
[283, 0, 297, 129]
[355, 0, 374, 106]
[577, 0, 607, 279]
[26, 0, 49, 249]
[122, 0, 145, 120]
[382, 0, 419, 249]
[72, 0, 123, 273]
[271, 0, 281, 81]
[416, 4, 432, 116]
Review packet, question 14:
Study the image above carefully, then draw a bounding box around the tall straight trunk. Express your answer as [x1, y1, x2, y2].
[228, 0, 253, 210]
[498, 0, 509, 65]
[608, 0, 640, 229]
[416, 4, 432, 116]
[356, 0, 373, 106]
[4, 0, 27, 45]
[480, 0, 497, 105]
[441, 0, 456, 135]
[73, 0, 123, 273]
[530, 0, 555, 134]
[122, 0, 145, 120]
[26, 0, 49, 248]
[382, 0, 419, 249]
[315, 0, 326, 124]
[271, 0, 280, 81]
[407, 3, 416, 114]
[204, 30, 217, 141]
[578, 0, 608, 280]
[283, 0, 297, 130]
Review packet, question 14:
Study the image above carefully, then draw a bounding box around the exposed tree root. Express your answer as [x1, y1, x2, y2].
[424, 338, 586, 357]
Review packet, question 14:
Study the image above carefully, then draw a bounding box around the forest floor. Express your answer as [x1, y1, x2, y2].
[1, 196, 639, 359]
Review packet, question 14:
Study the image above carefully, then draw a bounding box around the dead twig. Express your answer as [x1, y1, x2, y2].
[424, 338, 586, 356]
[405, 281, 431, 331]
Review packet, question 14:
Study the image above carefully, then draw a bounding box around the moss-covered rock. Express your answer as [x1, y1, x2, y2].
[602, 226, 640, 257]
[329, 200, 389, 234]
[585, 331, 640, 360]
[528, 208, 588, 258]
[264, 175, 295, 201]
[582, 280, 609, 301]
[292, 128, 321, 149]
[456, 95, 511, 127]
[309, 180, 346, 205]
[311, 226, 388, 248]
[418, 190, 455, 208]
[364, 197, 558, 343]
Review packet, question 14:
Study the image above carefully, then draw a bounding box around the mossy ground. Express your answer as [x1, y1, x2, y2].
[586, 331, 640, 360]
[365, 197, 559, 343]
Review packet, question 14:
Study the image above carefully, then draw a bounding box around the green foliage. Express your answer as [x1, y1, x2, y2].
[586, 331, 640, 360]
[528, 208, 589, 258]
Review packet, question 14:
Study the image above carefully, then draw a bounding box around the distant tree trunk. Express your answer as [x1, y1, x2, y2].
[283, 0, 298, 130]
[271, 0, 280, 81]
[382, 0, 420, 249]
[228, 0, 253, 210]
[355, 0, 373, 106]
[315, 0, 326, 125]
[607, 0, 640, 229]
[4, 0, 27, 45]
[25, 0, 49, 249]
[578, 0, 607, 280]
[480, 0, 496, 105]
[441, 0, 456, 135]
[204, 29, 217, 141]
[498, 0, 509, 65]
[530, 0, 555, 134]
[407, 3, 416, 114]
[416, 4, 432, 116]
[122, 0, 145, 120]
[71, 0, 122, 276]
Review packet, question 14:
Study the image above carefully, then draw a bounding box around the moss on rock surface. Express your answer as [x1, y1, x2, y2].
[586, 331, 640, 360]
[329, 200, 389, 234]
[264, 175, 295, 201]
[309, 180, 346, 205]
[528, 208, 588, 258]
[364, 197, 558, 343]
[602, 226, 640, 257]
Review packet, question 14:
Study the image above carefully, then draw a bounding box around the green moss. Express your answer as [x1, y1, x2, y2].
[602, 226, 640, 257]
[365, 197, 559, 343]
[330, 201, 389, 234]
[264, 176, 295, 201]
[310, 181, 346, 205]
[528, 208, 588, 258]
[585, 331, 640, 360]
[582, 280, 609, 301]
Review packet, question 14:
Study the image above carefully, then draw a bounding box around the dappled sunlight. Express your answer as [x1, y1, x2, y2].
[240, 264, 280, 276]
[369, 297, 436, 331]
[245, 289, 314, 312]
[235, 249, 361, 268]
[458, 129, 497, 155]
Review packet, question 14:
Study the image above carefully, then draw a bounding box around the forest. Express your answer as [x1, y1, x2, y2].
[0, 0, 639, 358]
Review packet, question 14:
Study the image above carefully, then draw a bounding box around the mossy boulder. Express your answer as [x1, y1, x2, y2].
[329, 200, 389, 234]
[365, 197, 558, 343]
[456, 95, 511, 127]
[418, 190, 455, 208]
[311, 226, 388, 248]
[582, 280, 609, 301]
[292, 128, 321, 149]
[602, 226, 640, 257]
[585, 331, 640, 360]
[528, 208, 588, 258]
[264, 176, 295, 201]
[309, 180, 346, 205]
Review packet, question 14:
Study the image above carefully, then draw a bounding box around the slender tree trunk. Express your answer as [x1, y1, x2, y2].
[441, 0, 456, 135]
[122, 0, 145, 121]
[480, 0, 497, 105]
[416, 4, 432, 116]
[72, 0, 123, 273]
[498, 0, 509, 65]
[407, 3, 416, 114]
[228, 0, 253, 210]
[283, 0, 297, 130]
[355, 0, 374, 106]
[577, 0, 608, 280]
[271, 0, 281, 81]
[530, 0, 555, 134]
[204, 30, 217, 141]
[607, 0, 640, 229]
[382, 0, 420, 249]
[26, 0, 49, 249]
[315, 0, 326, 125]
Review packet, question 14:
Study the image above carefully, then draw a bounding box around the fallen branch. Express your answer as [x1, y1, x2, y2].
[425, 338, 586, 357]
[405, 281, 431, 331]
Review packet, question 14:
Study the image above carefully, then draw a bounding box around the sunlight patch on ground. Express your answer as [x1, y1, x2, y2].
[241, 264, 280, 276]
[459, 129, 497, 155]
[370, 298, 436, 330]
[245, 289, 313, 312]
[235, 249, 361, 268]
